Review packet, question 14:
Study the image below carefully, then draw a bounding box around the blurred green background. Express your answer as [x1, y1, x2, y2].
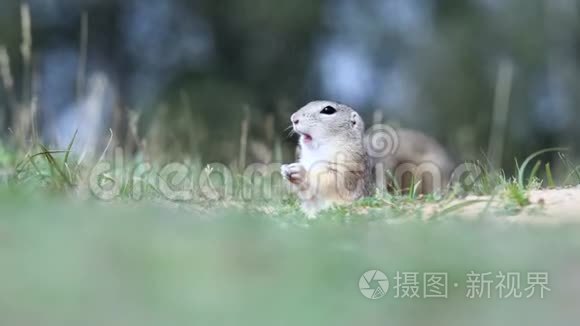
[0, 0, 579, 169]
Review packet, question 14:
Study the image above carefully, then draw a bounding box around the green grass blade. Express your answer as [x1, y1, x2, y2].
[528, 160, 542, 188]
[385, 170, 402, 196]
[29, 150, 69, 160]
[64, 129, 78, 164]
[518, 147, 568, 188]
[28, 154, 43, 176]
[545, 163, 555, 188]
[407, 174, 416, 199]
[38, 144, 73, 187]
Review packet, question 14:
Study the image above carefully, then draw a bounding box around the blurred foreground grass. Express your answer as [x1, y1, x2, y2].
[1, 190, 580, 326]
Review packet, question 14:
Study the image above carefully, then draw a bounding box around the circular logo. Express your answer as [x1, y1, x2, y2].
[359, 270, 389, 300]
[364, 124, 400, 159]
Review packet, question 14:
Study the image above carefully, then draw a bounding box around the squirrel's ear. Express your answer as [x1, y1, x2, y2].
[350, 112, 360, 127]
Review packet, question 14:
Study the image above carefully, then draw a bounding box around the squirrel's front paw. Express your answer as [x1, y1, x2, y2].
[281, 163, 306, 185]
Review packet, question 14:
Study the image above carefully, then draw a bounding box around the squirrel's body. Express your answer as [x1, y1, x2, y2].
[281, 101, 373, 216]
[372, 128, 455, 194]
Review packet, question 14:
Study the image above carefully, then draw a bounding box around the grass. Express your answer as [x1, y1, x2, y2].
[1, 141, 580, 325]
[1, 139, 577, 217]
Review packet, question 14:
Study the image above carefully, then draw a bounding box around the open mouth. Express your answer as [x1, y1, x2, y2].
[293, 125, 313, 143]
[294, 129, 312, 143]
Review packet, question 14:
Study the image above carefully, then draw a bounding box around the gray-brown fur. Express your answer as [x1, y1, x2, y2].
[281, 101, 373, 216]
[282, 100, 453, 216]
[372, 128, 454, 194]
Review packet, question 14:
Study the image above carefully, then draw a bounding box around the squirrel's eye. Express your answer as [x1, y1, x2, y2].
[320, 106, 337, 115]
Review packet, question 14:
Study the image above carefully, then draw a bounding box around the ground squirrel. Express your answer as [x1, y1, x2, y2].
[282, 101, 454, 216]
[371, 128, 455, 194]
[281, 101, 374, 216]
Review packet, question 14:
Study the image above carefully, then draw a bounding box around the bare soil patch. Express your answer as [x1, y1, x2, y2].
[426, 187, 580, 224]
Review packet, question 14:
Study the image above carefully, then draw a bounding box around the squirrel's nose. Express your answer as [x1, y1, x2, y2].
[291, 114, 299, 125]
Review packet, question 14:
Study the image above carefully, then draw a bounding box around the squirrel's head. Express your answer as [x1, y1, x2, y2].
[291, 101, 365, 149]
